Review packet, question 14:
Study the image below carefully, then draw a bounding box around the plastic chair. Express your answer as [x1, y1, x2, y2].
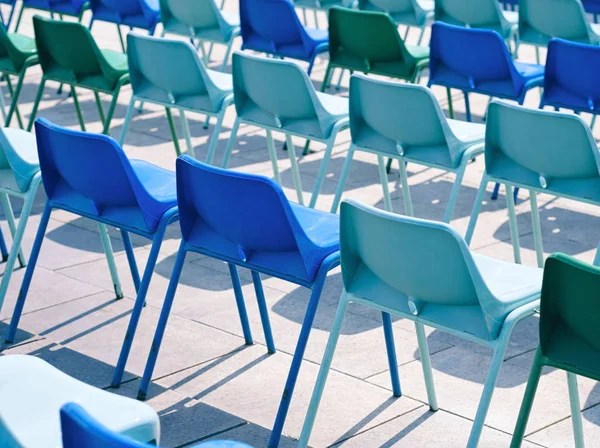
[298, 199, 543, 448]
[0, 128, 42, 319]
[240, 0, 328, 75]
[61, 402, 255, 448]
[121, 34, 234, 162]
[0, 355, 160, 447]
[465, 101, 600, 270]
[0, 23, 38, 128]
[138, 156, 341, 448]
[511, 254, 600, 448]
[223, 51, 349, 208]
[322, 7, 429, 92]
[89, 0, 160, 51]
[358, 0, 434, 46]
[519, 0, 600, 63]
[160, 0, 240, 72]
[28, 16, 130, 136]
[331, 75, 485, 222]
[13, 0, 88, 33]
[5, 119, 180, 393]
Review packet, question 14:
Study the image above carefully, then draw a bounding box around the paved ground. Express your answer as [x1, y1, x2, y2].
[1, 4, 599, 448]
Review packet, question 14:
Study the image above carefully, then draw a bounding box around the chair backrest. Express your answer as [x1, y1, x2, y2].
[232, 51, 334, 138]
[160, 0, 222, 34]
[519, 0, 597, 45]
[435, 0, 507, 31]
[539, 254, 600, 380]
[90, 0, 143, 17]
[485, 101, 600, 190]
[0, 23, 30, 73]
[358, 0, 414, 15]
[349, 74, 466, 167]
[543, 38, 600, 111]
[0, 128, 40, 193]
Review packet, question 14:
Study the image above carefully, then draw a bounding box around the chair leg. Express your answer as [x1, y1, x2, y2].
[0, 193, 24, 267]
[591, 114, 597, 131]
[93, 91, 106, 127]
[0, 224, 7, 262]
[404, 26, 410, 41]
[6, 3, 16, 28]
[378, 155, 393, 212]
[4, 73, 23, 128]
[221, 38, 235, 72]
[535, 46, 540, 64]
[415, 322, 438, 411]
[506, 184, 522, 264]
[443, 167, 466, 223]
[228, 263, 253, 346]
[285, 134, 305, 206]
[335, 68, 345, 91]
[309, 137, 335, 208]
[137, 245, 187, 400]
[165, 107, 182, 157]
[266, 129, 281, 184]
[382, 312, 402, 397]
[206, 111, 226, 164]
[70, 86, 86, 131]
[529, 190, 544, 268]
[567, 372, 585, 448]
[180, 110, 195, 158]
[120, 229, 140, 293]
[13, 3, 24, 32]
[97, 223, 123, 300]
[27, 78, 46, 131]
[417, 24, 427, 46]
[296, 293, 350, 448]
[119, 96, 136, 146]
[491, 182, 501, 200]
[465, 174, 489, 245]
[5, 203, 52, 343]
[320, 64, 333, 92]
[251, 270, 276, 354]
[398, 158, 414, 216]
[220, 118, 240, 168]
[464, 91, 472, 122]
[446, 87, 454, 119]
[302, 8, 308, 25]
[331, 145, 355, 214]
[102, 87, 122, 135]
[116, 24, 126, 52]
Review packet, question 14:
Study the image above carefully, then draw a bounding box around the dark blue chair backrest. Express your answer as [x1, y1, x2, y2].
[240, 0, 306, 50]
[91, 0, 142, 16]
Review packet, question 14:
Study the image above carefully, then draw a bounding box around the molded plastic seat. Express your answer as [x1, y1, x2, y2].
[0, 355, 160, 447]
[466, 101, 600, 269]
[223, 51, 349, 208]
[240, 0, 328, 74]
[332, 74, 485, 223]
[5, 119, 179, 396]
[138, 156, 341, 448]
[511, 254, 600, 448]
[299, 199, 542, 448]
[122, 34, 234, 162]
[90, 0, 160, 34]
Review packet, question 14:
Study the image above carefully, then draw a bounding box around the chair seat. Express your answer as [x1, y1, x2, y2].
[543, 84, 600, 114]
[0, 128, 40, 193]
[514, 61, 545, 81]
[101, 49, 128, 73]
[315, 91, 349, 131]
[8, 33, 36, 55]
[406, 44, 430, 60]
[447, 119, 486, 145]
[0, 355, 160, 447]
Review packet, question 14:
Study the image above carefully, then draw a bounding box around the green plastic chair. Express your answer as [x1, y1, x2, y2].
[223, 51, 349, 208]
[121, 33, 234, 162]
[160, 0, 240, 72]
[519, 0, 600, 62]
[322, 6, 429, 92]
[0, 23, 37, 129]
[511, 253, 600, 448]
[298, 199, 543, 448]
[331, 75, 485, 222]
[466, 101, 600, 269]
[28, 15, 130, 136]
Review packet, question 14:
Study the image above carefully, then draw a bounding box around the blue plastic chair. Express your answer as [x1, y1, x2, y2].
[13, 0, 88, 32]
[61, 402, 254, 448]
[298, 199, 543, 448]
[5, 119, 179, 392]
[121, 33, 234, 163]
[466, 101, 600, 269]
[223, 51, 348, 208]
[240, 0, 328, 74]
[137, 156, 341, 448]
[332, 74, 485, 221]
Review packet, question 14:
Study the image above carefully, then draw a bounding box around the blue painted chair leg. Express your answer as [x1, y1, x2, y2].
[137, 244, 187, 400]
[464, 91, 472, 122]
[121, 229, 140, 293]
[382, 312, 401, 397]
[0, 225, 8, 262]
[514, 187, 520, 203]
[491, 182, 501, 200]
[251, 270, 276, 353]
[5, 203, 52, 343]
[228, 263, 254, 346]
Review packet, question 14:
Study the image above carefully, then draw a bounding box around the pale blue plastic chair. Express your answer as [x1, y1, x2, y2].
[332, 75, 485, 222]
[138, 156, 345, 448]
[13, 0, 88, 32]
[5, 119, 180, 393]
[466, 101, 600, 269]
[223, 51, 349, 208]
[298, 199, 543, 448]
[160, 0, 240, 72]
[121, 34, 234, 163]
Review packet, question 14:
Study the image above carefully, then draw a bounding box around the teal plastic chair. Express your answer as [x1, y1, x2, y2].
[121, 34, 234, 162]
[511, 254, 600, 448]
[223, 51, 349, 208]
[519, 0, 600, 63]
[0, 128, 42, 317]
[298, 199, 543, 448]
[332, 75, 485, 222]
[358, 0, 434, 46]
[159, 0, 240, 72]
[466, 101, 600, 269]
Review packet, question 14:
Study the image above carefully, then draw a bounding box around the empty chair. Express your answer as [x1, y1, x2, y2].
[13, 0, 88, 32]
[466, 101, 600, 269]
[0, 355, 160, 447]
[5, 119, 180, 394]
[511, 254, 600, 448]
[240, 0, 328, 74]
[138, 156, 344, 448]
[223, 51, 349, 208]
[332, 75, 485, 222]
[28, 16, 129, 136]
[160, 0, 240, 71]
[299, 199, 543, 448]
[121, 34, 234, 162]
[322, 7, 429, 92]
